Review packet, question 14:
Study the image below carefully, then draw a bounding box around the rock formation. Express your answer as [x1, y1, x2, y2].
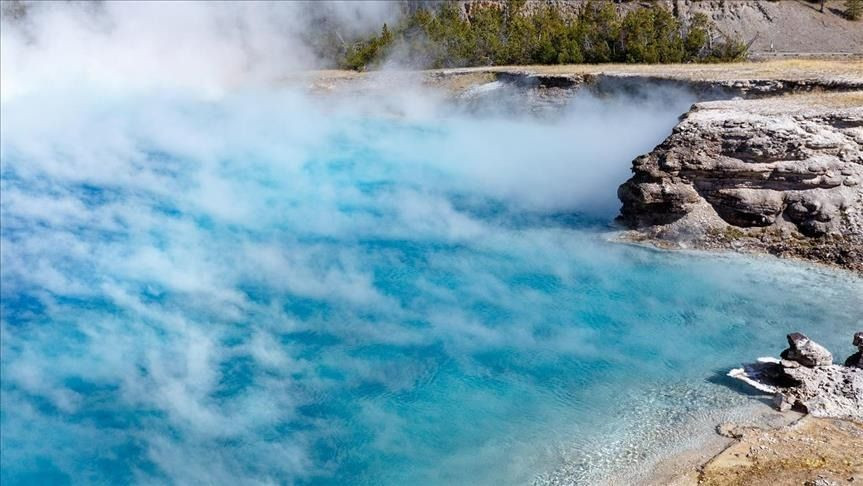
[617, 93, 863, 272]
[845, 331, 863, 368]
[781, 332, 833, 367]
[728, 332, 863, 421]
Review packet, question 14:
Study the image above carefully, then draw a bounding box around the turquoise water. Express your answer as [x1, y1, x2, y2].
[1, 88, 861, 485]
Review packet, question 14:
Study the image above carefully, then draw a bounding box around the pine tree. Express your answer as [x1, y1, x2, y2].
[380, 23, 393, 45]
[846, 0, 863, 20]
[684, 13, 710, 59]
[337, 1, 740, 70]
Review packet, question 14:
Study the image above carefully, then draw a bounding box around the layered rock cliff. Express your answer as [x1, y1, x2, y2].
[617, 92, 863, 272]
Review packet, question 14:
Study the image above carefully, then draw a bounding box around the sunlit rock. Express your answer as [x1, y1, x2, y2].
[729, 333, 862, 421]
[781, 332, 833, 367]
[618, 94, 863, 273]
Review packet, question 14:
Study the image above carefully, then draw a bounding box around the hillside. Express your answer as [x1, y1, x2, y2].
[458, 0, 863, 56]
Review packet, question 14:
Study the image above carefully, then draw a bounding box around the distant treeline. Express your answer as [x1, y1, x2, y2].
[331, 0, 750, 70]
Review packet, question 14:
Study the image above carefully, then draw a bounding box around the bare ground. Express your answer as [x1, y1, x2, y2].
[699, 417, 863, 486]
[297, 59, 863, 95]
[635, 415, 863, 486]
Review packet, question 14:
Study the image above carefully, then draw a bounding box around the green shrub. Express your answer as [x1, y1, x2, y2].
[335, 0, 745, 70]
[342, 24, 394, 71]
[846, 0, 863, 20]
[684, 13, 710, 59]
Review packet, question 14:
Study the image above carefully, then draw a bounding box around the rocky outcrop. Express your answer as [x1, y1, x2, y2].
[728, 332, 863, 421]
[617, 92, 863, 272]
[776, 362, 862, 420]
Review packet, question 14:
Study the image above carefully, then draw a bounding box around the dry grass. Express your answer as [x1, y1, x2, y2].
[307, 59, 862, 83]
[298, 59, 863, 96]
[780, 90, 863, 108]
[429, 59, 863, 81]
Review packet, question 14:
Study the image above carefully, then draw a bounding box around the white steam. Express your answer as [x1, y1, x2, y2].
[0, 0, 401, 100]
[0, 2, 766, 484]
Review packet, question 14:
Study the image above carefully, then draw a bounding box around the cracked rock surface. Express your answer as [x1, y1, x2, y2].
[618, 92, 863, 272]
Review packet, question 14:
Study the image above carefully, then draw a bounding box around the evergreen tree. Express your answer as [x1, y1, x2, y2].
[846, 0, 863, 20]
[684, 13, 710, 59]
[336, 1, 743, 70]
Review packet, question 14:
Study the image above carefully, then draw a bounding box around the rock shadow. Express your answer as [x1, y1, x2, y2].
[706, 368, 775, 407]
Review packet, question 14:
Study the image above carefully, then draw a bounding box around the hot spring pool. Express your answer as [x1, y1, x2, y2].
[1, 88, 861, 485]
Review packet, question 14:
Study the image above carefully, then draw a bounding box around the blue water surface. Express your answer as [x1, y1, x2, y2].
[1, 88, 861, 485]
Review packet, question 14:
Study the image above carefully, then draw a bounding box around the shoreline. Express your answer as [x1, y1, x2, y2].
[634, 413, 863, 486]
[601, 329, 863, 485]
[612, 230, 863, 278]
[535, 395, 806, 485]
[614, 405, 802, 486]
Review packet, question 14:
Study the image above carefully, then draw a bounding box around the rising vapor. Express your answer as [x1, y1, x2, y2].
[4, 2, 861, 485]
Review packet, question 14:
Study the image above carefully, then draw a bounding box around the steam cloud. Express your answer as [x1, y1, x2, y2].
[7, 2, 858, 485]
[1, 0, 400, 99]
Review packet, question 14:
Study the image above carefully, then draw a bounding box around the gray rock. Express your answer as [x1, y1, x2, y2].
[804, 479, 839, 486]
[780, 332, 833, 367]
[617, 95, 863, 273]
[775, 364, 863, 420]
[728, 332, 862, 421]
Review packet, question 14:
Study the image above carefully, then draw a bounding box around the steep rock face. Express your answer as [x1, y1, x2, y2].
[618, 93, 863, 272]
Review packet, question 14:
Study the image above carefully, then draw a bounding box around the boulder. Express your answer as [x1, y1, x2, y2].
[780, 332, 832, 367]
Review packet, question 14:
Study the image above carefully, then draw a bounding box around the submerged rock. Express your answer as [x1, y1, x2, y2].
[728, 332, 862, 421]
[780, 332, 833, 367]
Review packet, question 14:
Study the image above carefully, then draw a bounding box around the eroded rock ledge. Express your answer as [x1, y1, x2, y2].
[617, 92, 863, 272]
